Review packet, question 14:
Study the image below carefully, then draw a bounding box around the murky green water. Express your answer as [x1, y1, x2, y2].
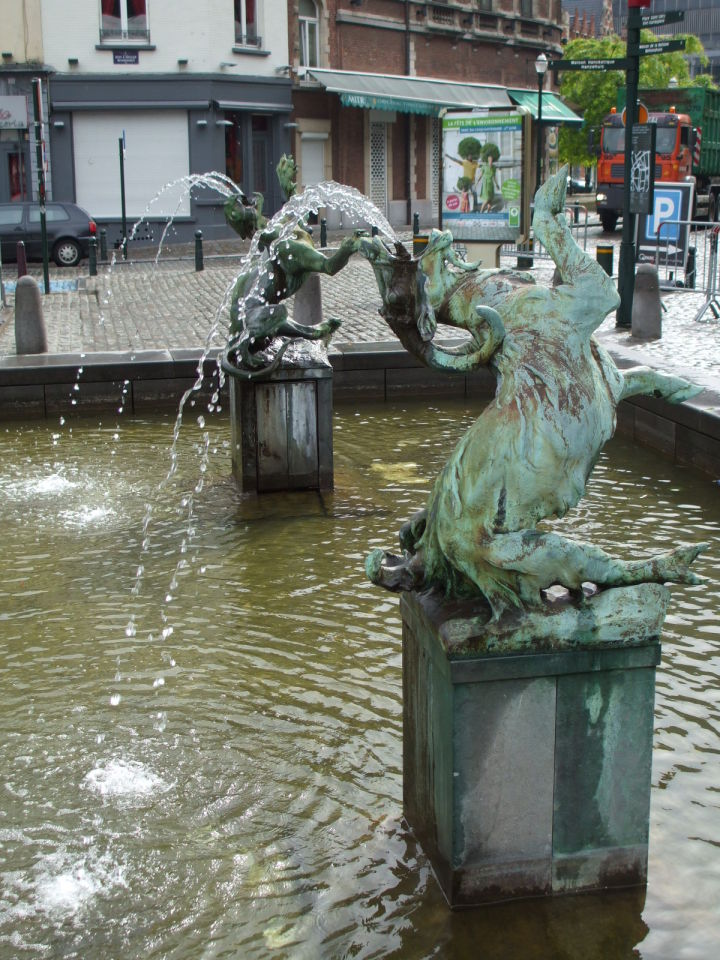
[0, 400, 718, 959]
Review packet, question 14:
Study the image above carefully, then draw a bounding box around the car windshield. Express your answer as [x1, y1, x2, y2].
[603, 124, 678, 155]
[655, 126, 679, 154]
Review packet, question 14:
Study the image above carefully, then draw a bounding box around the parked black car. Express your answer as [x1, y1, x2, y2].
[0, 201, 97, 267]
[567, 176, 594, 194]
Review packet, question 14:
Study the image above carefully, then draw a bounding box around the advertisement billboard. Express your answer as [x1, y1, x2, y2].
[441, 111, 526, 242]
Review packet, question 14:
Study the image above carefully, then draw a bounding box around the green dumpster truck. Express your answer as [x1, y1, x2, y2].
[597, 86, 720, 229]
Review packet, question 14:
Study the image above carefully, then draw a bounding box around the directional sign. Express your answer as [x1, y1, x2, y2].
[550, 58, 629, 72]
[641, 11, 684, 28]
[639, 39, 686, 56]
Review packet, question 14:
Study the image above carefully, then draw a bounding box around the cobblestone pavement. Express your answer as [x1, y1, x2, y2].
[1, 219, 719, 386]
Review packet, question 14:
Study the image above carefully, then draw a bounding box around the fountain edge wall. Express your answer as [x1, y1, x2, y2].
[0, 341, 719, 478]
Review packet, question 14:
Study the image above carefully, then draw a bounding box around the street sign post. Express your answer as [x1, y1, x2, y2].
[548, 4, 688, 326]
[31, 78, 50, 295]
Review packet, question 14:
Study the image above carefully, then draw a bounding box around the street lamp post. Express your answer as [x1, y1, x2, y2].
[535, 52, 548, 194]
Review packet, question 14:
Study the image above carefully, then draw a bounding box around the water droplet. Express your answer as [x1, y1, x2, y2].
[197, 415, 205, 428]
[153, 677, 165, 688]
[110, 693, 121, 706]
[161, 626, 174, 640]
[125, 619, 136, 638]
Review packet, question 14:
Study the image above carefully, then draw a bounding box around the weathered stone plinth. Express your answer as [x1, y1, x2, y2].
[401, 591, 660, 908]
[229, 352, 333, 493]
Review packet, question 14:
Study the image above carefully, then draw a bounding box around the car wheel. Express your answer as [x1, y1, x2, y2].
[52, 238, 81, 267]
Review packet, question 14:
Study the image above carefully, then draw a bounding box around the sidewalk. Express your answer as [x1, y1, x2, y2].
[1, 220, 718, 390]
[1, 217, 719, 475]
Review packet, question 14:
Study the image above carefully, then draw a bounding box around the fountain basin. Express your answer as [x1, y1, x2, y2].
[0, 399, 718, 958]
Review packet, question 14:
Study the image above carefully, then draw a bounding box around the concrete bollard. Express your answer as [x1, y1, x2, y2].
[293, 272, 322, 326]
[632, 263, 662, 340]
[14, 276, 48, 354]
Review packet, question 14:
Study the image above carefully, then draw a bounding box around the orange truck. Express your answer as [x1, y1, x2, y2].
[596, 86, 720, 232]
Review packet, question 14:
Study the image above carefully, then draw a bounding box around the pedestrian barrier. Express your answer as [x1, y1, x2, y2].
[503, 204, 591, 263]
[651, 220, 720, 320]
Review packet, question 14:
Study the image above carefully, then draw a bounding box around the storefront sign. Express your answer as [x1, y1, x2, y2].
[441, 111, 525, 242]
[0, 95, 28, 129]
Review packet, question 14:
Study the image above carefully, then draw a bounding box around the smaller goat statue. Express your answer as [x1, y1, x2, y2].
[363, 165, 707, 652]
[221, 155, 366, 379]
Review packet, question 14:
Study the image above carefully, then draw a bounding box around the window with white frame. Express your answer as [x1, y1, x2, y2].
[299, 0, 319, 68]
[235, 0, 260, 47]
[100, 0, 149, 42]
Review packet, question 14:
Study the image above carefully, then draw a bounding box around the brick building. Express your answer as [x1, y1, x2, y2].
[286, 0, 567, 226]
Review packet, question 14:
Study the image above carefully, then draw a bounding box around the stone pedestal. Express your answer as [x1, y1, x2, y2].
[229, 356, 333, 493]
[401, 591, 660, 908]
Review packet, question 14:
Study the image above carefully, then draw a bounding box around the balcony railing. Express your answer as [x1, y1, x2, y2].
[234, 32, 263, 48]
[100, 25, 150, 43]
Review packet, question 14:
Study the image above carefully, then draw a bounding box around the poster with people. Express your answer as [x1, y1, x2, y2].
[441, 111, 525, 242]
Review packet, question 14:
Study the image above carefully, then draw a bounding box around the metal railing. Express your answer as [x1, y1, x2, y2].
[503, 203, 591, 261]
[650, 219, 720, 320]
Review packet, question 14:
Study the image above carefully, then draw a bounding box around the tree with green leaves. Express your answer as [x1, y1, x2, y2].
[557, 33, 715, 170]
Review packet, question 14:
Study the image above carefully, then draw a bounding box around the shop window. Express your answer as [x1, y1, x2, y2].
[100, 0, 149, 41]
[299, 0, 319, 68]
[235, 0, 261, 47]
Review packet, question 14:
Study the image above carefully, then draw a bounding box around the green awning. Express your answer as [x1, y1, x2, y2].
[507, 89, 583, 126]
[306, 69, 512, 117]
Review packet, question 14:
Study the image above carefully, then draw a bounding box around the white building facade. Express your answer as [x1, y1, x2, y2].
[41, 0, 293, 243]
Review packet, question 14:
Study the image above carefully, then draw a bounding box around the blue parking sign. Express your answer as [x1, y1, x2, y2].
[644, 188, 683, 242]
[637, 181, 694, 267]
